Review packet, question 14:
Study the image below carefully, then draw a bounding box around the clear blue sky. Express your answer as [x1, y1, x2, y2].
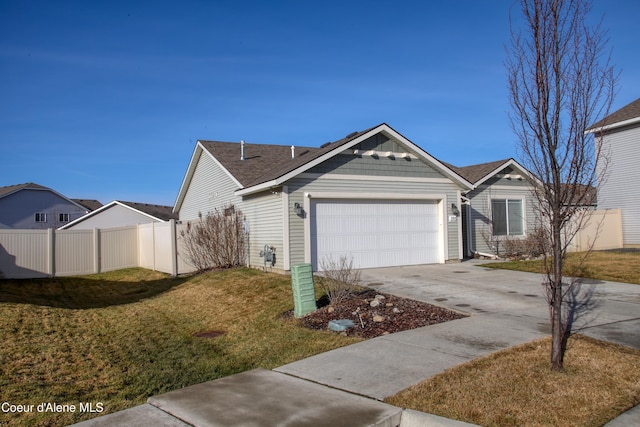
[1, 1, 638, 206]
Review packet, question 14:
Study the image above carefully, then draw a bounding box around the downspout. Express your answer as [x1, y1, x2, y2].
[474, 251, 499, 259]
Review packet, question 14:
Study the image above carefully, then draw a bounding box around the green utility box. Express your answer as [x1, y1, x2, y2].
[291, 263, 317, 318]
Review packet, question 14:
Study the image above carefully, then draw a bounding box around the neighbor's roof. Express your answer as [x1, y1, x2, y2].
[59, 200, 177, 229]
[561, 184, 597, 206]
[117, 201, 178, 221]
[72, 199, 103, 211]
[587, 97, 640, 132]
[0, 182, 50, 198]
[0, 182, 89, 210]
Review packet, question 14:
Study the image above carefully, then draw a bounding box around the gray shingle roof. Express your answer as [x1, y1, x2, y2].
[117, 201, 178, 221]
[193, 123, 521, 198]
[0, 182, 50, 198]
[444, 159, 512, 184]
[72, 199, 103, 211]
[199, 141, 319, 187]
[588, 97, 640, 130]
[199, 125, 379, 188]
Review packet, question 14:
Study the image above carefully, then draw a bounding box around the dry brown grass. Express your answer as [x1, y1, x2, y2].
[0, 268, 359, 426]
[484, 251, 640, 284]
[386, 335, 640, 427]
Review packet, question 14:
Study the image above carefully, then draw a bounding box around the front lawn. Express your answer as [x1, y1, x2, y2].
[0, 268, 360, 426]
[483, 250, 640, 284]
[386, 335, 640, 427]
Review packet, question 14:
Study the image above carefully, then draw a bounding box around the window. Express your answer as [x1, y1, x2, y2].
[35, 213, 47, 223]
[491, 199, 524, 236]
[59, 213, 69, 222]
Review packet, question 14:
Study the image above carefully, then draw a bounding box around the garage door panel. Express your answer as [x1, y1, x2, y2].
[311, 199, 441, 270]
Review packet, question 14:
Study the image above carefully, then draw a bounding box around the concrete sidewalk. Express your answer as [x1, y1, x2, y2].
[72, 261, 640, 426]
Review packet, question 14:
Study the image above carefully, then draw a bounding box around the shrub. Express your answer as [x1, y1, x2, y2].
[317, 255, 362, 306]
[179, 206, 247, 272]
[502, 227, 548, 260]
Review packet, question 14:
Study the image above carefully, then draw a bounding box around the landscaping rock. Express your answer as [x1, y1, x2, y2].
[295, 289, 467, 339]
[328, 319, 355, 332]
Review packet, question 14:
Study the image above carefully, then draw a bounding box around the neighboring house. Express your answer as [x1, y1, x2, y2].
[72, 199, 104, 212]
[587, 97, 640, 247]
[60, 201, 178, 230]
[174, 123, 541, 271]
[0, 183, 91, 229]
[447, 159, 538, 257]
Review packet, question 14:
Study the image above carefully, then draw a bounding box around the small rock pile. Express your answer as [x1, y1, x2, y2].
[298, 289, 466, 339]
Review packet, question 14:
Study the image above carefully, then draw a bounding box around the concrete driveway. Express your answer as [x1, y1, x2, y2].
[277, 259, 640, 401]
[359, 259, 640, 350]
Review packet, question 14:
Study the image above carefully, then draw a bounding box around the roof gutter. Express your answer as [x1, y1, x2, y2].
[235, 180, 280, 197]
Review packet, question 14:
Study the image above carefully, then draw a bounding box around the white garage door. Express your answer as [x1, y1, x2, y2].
[311, 199, 441, 270]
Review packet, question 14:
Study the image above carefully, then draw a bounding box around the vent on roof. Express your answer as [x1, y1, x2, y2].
[345, 131, 358, 138]
[320, 142, 332, 148]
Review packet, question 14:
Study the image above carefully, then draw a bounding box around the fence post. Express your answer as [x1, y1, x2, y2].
[93, 228, 101, 273]
[47, 228, 55, 277]
[170, 219, 178, 277]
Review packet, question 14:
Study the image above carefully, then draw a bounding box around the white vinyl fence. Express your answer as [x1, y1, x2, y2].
[0, 220, 198, 279]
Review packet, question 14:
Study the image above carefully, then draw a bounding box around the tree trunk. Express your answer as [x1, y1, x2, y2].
[550, 218, 565, 370]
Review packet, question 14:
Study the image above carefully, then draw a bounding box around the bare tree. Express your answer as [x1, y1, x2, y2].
[506, 0, 616, 370]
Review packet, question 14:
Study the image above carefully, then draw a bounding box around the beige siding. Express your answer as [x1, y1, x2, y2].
[179, 151, 242, 221]
[597, 125, 640, 245]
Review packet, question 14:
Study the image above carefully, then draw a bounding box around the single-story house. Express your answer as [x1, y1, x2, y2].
[60, 200, 178, 230]
[173, 123, 540, 271]
[447, 159, 538, 257]
[0, 183, 92, 229]
[587, 97, 640, 247]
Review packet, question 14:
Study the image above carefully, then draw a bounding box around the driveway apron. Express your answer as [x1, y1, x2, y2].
[276, 260, 640, 400]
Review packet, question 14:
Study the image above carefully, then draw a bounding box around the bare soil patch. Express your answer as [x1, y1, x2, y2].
[290, 289, 466, 339]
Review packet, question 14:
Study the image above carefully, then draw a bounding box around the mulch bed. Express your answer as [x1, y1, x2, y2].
[286, 289, 466, 339]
